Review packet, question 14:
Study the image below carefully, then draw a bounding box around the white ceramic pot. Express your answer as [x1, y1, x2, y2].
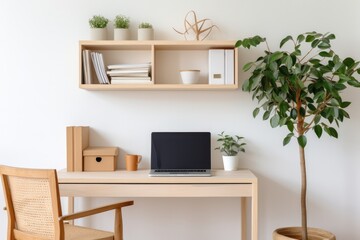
[90, 28, 107, 40]
[114, 28, 130, 40]
[222, 155, 239, 171]
[138, 28, 154, 40]
[180, 70, 200, 84]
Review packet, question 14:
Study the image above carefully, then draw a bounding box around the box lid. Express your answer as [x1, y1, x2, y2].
[83, 147, 119, 156]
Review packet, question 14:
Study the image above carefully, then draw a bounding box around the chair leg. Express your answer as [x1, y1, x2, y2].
[114, 208, 123, 240]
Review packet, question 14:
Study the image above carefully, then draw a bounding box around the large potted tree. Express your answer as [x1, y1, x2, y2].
[236, 32, 360, 240]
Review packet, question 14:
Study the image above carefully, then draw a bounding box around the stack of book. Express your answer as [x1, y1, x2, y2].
[107, 63, 152, 84]
[82, 50, 110, 84]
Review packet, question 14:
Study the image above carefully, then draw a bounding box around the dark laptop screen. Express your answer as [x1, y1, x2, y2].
[151, 132, 211, 170]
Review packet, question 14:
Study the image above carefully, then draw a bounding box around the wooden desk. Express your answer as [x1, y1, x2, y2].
[57, 169, 258, 240]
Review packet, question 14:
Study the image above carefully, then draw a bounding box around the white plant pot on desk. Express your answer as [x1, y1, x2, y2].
[222, 155, 239, 171]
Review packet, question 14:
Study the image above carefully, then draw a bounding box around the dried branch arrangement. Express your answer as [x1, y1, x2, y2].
[173, 10, 218, 41]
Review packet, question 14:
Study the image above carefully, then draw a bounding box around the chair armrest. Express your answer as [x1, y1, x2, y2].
[59, 201, 133, 221]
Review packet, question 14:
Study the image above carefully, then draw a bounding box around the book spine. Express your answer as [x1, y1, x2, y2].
[66, 126, 74, 172]
[90, 52, 103, 84]
[85, 50, 93, 84]
[82, 50, 88, 84]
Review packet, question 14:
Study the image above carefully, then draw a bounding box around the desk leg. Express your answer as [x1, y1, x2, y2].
[68, 196, 74, 225]
[241, 198, 247, 240]
[251, 181, 258, 240]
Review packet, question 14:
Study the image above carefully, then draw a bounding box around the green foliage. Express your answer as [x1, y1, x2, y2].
[215, 131, 246, 156]
[236, 32, 360, 148]
[89, 15, 109, 28]
[138, 22, 152, 29]
[114, 15, 130, 29]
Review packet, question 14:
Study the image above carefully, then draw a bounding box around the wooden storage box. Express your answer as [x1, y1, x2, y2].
[83, 147, 118, 171]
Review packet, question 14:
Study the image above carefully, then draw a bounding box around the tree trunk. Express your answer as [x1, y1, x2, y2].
[299, 145, 308, 240]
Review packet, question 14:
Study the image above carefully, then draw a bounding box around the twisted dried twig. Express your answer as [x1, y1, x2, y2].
[173, 10, 218, 41]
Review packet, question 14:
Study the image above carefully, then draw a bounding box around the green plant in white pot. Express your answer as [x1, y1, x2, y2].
[89, 15, 109, 40]
[215, 131, 246, 171]
[138, 22, 153, 40]
[114, 15, 130, 40]
[236, 32, 360, 240]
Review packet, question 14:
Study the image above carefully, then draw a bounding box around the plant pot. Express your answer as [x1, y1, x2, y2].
[222, 155, 239, 171]
[273, 227, 336, 240]
[138, 28, 153, 40]
[90, 28, 107, 40]
[114, 28, 130, 40]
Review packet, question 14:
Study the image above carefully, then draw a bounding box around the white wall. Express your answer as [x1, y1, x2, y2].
[0, 0, 359, 239]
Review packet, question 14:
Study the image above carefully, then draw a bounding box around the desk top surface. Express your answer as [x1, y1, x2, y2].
[57, 169, 257, 184]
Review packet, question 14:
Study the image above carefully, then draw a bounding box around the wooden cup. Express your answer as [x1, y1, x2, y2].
[125, 154, 142, 171]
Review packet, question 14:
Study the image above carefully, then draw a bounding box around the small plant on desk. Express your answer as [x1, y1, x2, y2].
[215, 131, 246, 171]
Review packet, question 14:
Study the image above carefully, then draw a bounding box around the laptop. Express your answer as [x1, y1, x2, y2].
[149, 132, 211, 177]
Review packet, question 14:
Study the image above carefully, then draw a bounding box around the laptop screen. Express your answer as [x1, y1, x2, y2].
[151, 132, 211, 170]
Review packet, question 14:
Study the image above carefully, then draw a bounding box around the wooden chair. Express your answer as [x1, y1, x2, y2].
[0, 165, 134, 240]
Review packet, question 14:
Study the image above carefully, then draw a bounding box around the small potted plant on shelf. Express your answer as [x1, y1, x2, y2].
[89, 15, 109, 40]
[235, 32, 360, 240]
[215, 131, 246, 171]
[114, 15, 130, 40]
[138, 22, 153, 40]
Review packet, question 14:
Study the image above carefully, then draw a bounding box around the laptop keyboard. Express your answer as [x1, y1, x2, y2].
[154, 169, 207, 173]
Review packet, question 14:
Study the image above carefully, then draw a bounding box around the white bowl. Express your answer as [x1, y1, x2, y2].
[180, 70, 200, 84]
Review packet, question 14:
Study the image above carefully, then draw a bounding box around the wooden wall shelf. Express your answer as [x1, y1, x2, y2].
[79, 40, 239, 90]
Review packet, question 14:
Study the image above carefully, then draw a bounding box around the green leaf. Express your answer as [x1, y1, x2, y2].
[242, 79, 250, 91]
[326, 33, 336, 40]
[251, 74, 263, 88]
[284, 55, 293, 69]
[280, 101, 289, 115]
[334, 83, 346, 91]
[343, 57, 355, 67]
[314, 114, 321, 124]
[279, 117, 287, 126]
[290, 108, 297, 119]
[309, 59, 321, 65]
[263, 111, 271, 120]
[329, 127, 338, 138]
[300, 107, 306, 117]
[318, 42, 331, 49]
[235, 40, 242, 48]
[270, 52, 284, 63]
[280, 35, 293, 48]
[297, 135, 307, 148]
[348, 79, 360, 87]
[297, 34, 305, 43]
[305, 35, 315, 42]
[287, 121, 294, 132]
[330, 99, 340, 106]
[340, 101, 351, 108]
[308, 103, 316, 111]
[314, 125, 322, 138]
[283, 133, 294, 146]
[311, 39, 320, 48]
[253, 108, 260, 118]
[319, 51, 332, 57]
[270, 114, 280, 128]
[243, 62, 254, 71]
